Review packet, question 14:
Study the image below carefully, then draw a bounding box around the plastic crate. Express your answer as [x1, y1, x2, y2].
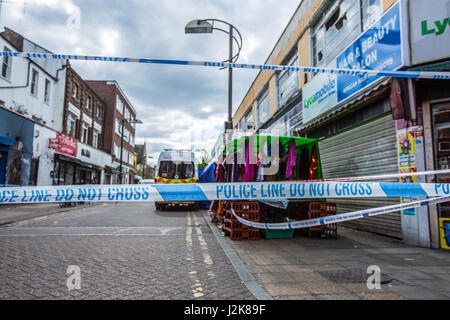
[224, 228, 260, 240]
[262, 229, 294, 239]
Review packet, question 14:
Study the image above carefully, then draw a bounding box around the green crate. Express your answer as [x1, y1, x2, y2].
[262, 229, 294, 239]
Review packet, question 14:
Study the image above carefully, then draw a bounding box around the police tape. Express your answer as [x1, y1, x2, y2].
[0, 181, 449, 204]
[292, 169, 450, 182]
[1, 51, 450, 80]
[231, 195, 450, 230]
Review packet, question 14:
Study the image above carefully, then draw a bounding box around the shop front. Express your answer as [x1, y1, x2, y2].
[49, 132, 111, 186]
[53, 153, 101, 185]
[298, 3, 406, 239]
[0, 108, 34, 186]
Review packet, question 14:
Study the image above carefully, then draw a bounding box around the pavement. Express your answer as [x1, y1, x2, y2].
[0, 202, 449, 300]
[202, 211, 450, 300]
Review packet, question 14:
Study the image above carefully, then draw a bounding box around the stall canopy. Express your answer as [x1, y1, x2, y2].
[221, 134, 323, 180]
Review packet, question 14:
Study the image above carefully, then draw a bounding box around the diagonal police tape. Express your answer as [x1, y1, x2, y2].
[1, 51, 450, 79]
[0, 181, 449, 204]
[290, 169, 450, 182]
[231, 195, 450, 230]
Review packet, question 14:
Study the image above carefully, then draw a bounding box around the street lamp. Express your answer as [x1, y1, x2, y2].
[185, 19, 243, 131]
[119, 117, 143, 184]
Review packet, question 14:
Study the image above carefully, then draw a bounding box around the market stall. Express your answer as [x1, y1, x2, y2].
[209, 134, 337, 240]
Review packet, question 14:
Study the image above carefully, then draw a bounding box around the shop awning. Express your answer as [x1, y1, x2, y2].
[0, 136, 16, 146]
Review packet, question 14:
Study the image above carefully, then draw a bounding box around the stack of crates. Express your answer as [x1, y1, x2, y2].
[222, 202, 260, 240]
[307, 201, 338, 239]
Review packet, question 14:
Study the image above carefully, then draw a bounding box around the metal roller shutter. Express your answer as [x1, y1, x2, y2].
[318, 113, 402, 238]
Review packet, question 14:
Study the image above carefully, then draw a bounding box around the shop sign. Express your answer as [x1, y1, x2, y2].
[303, 3, 403, 124]
[336, 2, 402, 102]
[410, 0, 450, 65]
[49, 133, 77, 157]
[302, 71, 338, 124]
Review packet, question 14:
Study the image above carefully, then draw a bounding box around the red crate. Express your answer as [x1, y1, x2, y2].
[230, 202, 260, 213]
[224, 227, 260, 240]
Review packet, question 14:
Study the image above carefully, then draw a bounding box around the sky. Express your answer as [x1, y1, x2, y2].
[0, 0, 301, 165]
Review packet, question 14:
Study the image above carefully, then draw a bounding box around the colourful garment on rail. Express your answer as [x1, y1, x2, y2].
[309, 146, 318, 179]
[286, 139, 296, 179]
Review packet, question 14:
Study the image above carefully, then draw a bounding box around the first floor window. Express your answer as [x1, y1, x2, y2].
[44, 79, 51, 104]
[68, 118, 76, 138]
[93, 131, 99, 149]
[2, 47, 11, 79]
[30, 69, 39, 97]
[82, 125, 88, 144]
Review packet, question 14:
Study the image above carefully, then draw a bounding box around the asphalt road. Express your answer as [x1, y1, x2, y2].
[0, 203, 255, 300]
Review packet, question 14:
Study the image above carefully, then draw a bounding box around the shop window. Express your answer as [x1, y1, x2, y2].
[30, 69, 39, 97]
[256, 88, 270, 129]
[44, 79, 51, 104]
[1, 47, 11, 80]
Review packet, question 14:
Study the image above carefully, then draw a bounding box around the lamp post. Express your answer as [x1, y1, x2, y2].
[185, 19, 243, 132]
[119, 117, 142, 184]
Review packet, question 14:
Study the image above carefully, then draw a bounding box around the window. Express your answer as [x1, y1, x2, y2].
[68, 116, 76, 138]
[124, 107, 130, 122]
[277, 53, 299, 109]
[361, 0, 382, 30]
[158, 161, 177, 179]
[115, 118, 122, 136]
[93, 130, 99, 148]
[116, 95, 123, 114]
[30, 69, 39, 97]
[85, 95, 91, 110]
[81, 125, 88, 144]
[44, 79, 51, 104]
[1, 47, 11, 79]
[72, 82, 79, 99]
[312, 0, 361, 68]
[256, 88, 270, 129]
[114, 143, 120, 158]
[96, 104, 101, 118]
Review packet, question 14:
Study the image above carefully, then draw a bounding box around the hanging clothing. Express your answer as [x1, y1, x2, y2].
[286, 139, 297, 179]
[297, 146, 310, 180]
[243, 138, 255, 182]
[309, 146, 318, 179]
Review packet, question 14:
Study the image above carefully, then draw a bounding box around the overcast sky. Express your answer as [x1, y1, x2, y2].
[1, 0, 300, 165]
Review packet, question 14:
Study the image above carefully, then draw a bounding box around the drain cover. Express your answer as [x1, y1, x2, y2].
[317, 268, 392, 284]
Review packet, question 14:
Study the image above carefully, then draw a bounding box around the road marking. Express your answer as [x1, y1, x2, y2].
[186, 211, 205, 298]
[192, 211, 214, 267]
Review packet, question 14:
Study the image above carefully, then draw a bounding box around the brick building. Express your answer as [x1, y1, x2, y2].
[86, 80, 137, 184]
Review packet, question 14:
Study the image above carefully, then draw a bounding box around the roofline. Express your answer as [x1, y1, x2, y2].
[87, 80, 136, 115]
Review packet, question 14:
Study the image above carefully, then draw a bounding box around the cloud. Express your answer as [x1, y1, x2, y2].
[1, 0, 300, 158]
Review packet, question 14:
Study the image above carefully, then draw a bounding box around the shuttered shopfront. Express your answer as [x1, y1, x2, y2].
[318, 113, 402, 239]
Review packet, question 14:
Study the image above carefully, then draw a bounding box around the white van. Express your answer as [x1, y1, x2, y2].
[154, 149, 199, 210]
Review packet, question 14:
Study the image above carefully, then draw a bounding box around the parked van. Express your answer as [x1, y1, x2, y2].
[154, 149, 198, 210]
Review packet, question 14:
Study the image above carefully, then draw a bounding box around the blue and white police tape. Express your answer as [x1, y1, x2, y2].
[1, 51, 449, 80]
[231, 195, 450, 230]
[0, 181, 450, 204]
